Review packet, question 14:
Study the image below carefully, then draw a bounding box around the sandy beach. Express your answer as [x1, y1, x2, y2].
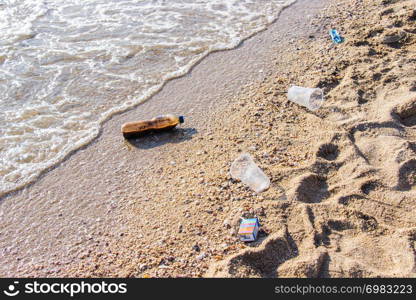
[1, 0, 416, 278]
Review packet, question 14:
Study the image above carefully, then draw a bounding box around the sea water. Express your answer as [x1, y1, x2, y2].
[0, 0, 295, 197]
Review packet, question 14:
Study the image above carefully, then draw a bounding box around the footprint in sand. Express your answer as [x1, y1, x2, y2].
[287, 139, 343, 204]
[281, 205, 416, 277]
[316, 143, 340, 161]
[288, 173, 329, 204]
[334, 95, 416, 228]
[397, 159, 416, 191]
[392, 96, 416, 127]
[205, 228, 298, 278]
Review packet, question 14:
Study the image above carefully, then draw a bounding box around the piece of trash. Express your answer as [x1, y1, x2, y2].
[238, 218, 260, 242]
[230, 153, 270, 193]
[287, 86, 324, 111]
[329, 29, 344, 44]
[121, 114, 184, 138]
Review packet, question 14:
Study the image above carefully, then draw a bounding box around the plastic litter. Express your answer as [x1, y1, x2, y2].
[121, 114, 184, 138]
[238, 218, 260, 242]
[329, 29, 344, 44]
[230, 153, 270, 193]
[287, 86, 324, 111]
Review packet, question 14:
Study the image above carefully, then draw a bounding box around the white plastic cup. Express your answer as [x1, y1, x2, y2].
[287, 86, 324, 111]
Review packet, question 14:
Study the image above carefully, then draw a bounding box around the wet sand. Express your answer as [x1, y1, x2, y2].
[2, 0, 416, 278]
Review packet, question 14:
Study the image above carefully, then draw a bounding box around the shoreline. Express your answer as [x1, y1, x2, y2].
[2, 0, 416, 278]
[0, 0, 297, 200]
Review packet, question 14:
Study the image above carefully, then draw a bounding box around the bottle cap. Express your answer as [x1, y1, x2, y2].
[179, 116, 185, 123]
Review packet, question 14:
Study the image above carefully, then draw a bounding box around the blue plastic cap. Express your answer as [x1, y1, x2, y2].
[330, 29, 344, 44]
[179, 116, 184, 123]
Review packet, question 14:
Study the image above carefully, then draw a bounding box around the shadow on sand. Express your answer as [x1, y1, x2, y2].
[124, 127, 198, 150]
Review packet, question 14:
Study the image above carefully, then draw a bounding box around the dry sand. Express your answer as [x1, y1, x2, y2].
[1, 0, 416, 278]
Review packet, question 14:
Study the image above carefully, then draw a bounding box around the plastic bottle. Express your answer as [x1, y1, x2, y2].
[121, 114, 184, 138]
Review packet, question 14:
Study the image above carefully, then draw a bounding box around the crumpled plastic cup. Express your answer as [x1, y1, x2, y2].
[230, 153, 270, 193]
[287, 86, 324, 111]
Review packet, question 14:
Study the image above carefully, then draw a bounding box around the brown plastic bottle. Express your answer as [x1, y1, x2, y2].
[121, 114, 184, 138]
